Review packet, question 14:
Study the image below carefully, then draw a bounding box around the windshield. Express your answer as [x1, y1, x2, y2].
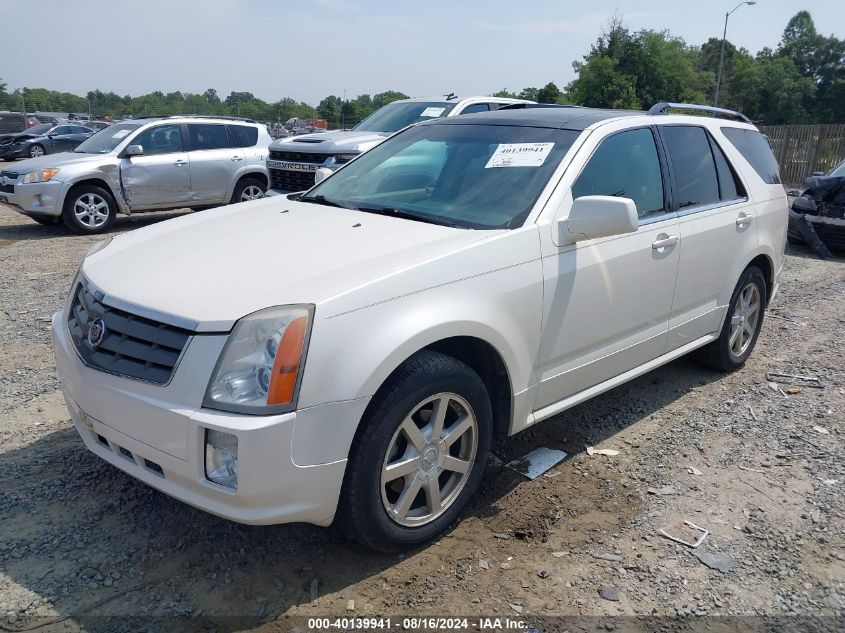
[74, 123, 142, 154]
[353, 101, 457, 133]
[22, 124, 52, 136]
[305, 123, 580, 229]
[829, 161, 845, 177]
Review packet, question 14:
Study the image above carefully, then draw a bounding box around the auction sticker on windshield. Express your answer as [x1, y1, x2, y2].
[419, 107, 447, 117]
[112, 129, 131, 139]
[485, 142, 555, 168]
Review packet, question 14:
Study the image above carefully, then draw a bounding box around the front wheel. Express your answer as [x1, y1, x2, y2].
[694, 265, 767, 371]
[230, 177, 266, 204]
[29, 144, 46, 158]
[62, 185, 117, 234]
[338, 350, 492, 551]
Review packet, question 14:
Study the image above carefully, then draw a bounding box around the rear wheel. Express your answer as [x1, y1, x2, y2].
[694, 266, 766, 371]
[62, 185, 117, 234]
[230, 177, 266, 204]
[338, 350, 492, 551]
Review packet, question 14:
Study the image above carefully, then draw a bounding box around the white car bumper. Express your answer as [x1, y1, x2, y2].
[52, 310, 365, 526]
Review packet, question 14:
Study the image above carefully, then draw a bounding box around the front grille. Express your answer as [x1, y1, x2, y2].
[0, 171, 18, 194]
[67, 282, 192, 385]
[269, 150, 331, 163]
[269, 167, 315, 192]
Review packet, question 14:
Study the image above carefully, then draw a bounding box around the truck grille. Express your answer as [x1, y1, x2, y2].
[269, 168, 315, 192]
[269, 150, 331, 163]
[67, 281, 192, 385]
[0, 171, 18, 194]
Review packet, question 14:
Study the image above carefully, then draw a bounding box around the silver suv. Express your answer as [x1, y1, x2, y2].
[266, 96, 530, 194]
[0, 115, 272, 234]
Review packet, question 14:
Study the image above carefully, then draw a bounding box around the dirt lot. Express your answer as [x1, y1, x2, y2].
[0, 170, 843, 632]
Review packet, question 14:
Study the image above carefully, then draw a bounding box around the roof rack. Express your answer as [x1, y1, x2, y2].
[648, 102, 751, 124]
[170, 114, 257, 123]
[498, 103, 583, 111]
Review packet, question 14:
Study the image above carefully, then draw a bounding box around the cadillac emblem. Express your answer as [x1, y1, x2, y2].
[87, 318, 106, 348]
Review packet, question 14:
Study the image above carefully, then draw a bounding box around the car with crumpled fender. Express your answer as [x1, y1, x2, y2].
[0, 115, 271, 233]
[53, 102, 787, 551]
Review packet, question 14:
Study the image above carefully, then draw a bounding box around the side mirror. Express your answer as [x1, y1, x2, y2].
[558, 195, 638, 244]
[124, 144, 144, 157]
[314, 167, 333, 184]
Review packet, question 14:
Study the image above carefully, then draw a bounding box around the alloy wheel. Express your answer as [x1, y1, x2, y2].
[30, 145, 44, 158]
[729, 282, 761, 358]
[73, 193, 110, 229]
[240, 185, 264, 202]
[380, 392, 478, 528]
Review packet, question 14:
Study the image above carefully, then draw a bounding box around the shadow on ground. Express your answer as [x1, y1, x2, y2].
[0, 210, 194, 242]
[0, 352, 724, 631]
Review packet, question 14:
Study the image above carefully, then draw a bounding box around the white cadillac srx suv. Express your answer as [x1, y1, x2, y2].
[53, 103, 788, 551]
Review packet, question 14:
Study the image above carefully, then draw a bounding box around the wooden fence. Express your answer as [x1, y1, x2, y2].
[760, 123, 845, 186]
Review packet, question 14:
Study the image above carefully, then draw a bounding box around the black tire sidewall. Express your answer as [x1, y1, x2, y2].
[343, 353, 492, 551]
[718, 266, 767, 368]
[62, 185, 117, 235]
[231, 177, 266, 204]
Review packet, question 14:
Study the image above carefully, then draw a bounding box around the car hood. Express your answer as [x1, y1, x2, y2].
[8, 152, 104, 174]
[82, 198, 493, 331]
[270, 130, 388, 154]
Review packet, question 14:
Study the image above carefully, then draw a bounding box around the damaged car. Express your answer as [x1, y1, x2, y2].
[789, 159, 845, 253]
[0, 115, 271, 233]
[0, 123, 95, 160]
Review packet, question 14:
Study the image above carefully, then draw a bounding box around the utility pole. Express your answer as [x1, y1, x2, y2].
[714, 1, 756, 108]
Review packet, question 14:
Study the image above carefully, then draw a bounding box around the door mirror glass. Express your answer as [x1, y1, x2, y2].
[558, 195, 638, 244]
[124, 144, 144, 157]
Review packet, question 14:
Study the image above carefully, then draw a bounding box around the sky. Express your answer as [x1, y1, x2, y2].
[2, 0, 844, 105]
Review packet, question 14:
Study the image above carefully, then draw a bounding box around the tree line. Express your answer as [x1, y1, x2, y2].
[1, 10, 841, 126]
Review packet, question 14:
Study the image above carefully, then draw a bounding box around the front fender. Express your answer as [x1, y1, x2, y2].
[64, 164, 129, 214]
[297, 256, 544, 446]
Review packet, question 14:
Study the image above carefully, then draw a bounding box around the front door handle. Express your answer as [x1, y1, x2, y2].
[174, 159, 187, 167]
[736, 213, 753, 227]
[231, 155, 243, 162]
[652, 234, 679, 250]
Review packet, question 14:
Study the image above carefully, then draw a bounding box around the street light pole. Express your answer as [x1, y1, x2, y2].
[714, 1, 756, 108]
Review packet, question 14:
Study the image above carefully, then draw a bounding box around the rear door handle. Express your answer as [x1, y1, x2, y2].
[652, 234, 679, 250]
[736, 213, 753, 227]
[231, 155, 243, 162]
[174, 159, 187, 167]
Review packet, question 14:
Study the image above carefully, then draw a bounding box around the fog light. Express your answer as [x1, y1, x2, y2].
[205, 429, 238, 489]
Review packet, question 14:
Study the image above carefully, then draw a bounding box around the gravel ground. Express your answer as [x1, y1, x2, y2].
[0, 172, 843, 632]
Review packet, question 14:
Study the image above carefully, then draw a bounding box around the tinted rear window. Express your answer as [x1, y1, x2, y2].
[720, 127, 781, 185]
[189, 124, 229, 150]
[661, 126, 720, 209]
[227, 124, 258, 147]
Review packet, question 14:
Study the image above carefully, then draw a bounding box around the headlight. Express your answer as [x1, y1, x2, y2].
[334, 153, 359, 164]
[22, 168, 60, 184]
[204, 305, 313, 414]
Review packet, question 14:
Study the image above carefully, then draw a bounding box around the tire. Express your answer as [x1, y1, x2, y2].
[338, 350, 493, 552]
[61, 185, 117, 235]
[29, 215, 61, 226]
[29, 144, 45, 158]
[694, 266, 767, 371]
[230, 177, 266, 204]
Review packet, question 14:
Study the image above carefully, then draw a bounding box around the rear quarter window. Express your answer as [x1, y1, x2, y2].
[227, 125, 259, 148]
[720, 127, 781, 185]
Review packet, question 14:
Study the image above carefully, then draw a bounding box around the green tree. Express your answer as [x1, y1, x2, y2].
[536, 82, 561, 104]
[373, 90, 409, 108]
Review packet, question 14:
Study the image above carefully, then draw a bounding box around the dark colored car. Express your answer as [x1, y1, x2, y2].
[0, 123, 95, 160]
[789, 160, 845, 252]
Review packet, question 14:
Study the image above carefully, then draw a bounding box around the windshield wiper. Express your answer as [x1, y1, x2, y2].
[299, 194, 357, 210]
[356, 206, 459, 228]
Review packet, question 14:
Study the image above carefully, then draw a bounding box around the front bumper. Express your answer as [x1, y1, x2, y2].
[52, 310, 363, 526]
[1, 180, 65, 217]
